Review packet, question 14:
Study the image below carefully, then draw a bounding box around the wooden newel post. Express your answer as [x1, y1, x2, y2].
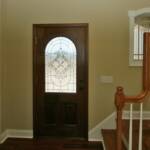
[115, 87, 125, 150]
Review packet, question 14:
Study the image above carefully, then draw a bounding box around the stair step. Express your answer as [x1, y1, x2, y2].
[101, 129, 126, 150]
[123, 120, 150, 130]
[102, 119, 150, 150]
[122, 120, 150, 150]
[144, 136, 150, 149]
[102, 129, 150, 150]
[101, 129, 116, 150]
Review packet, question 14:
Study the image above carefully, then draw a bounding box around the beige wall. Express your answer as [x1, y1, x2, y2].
[0, 0, 2, 133]
[1, 0, 150, 131]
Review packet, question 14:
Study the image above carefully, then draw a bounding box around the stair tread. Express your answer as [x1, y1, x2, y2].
[102, 119, 150, 149]
[123, 119, 150, 130]
[101, 129, 126, 150]
[101, 129, 116, 150]
[123, 120, 150, 150]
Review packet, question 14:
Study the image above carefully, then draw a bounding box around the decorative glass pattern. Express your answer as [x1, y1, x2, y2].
[45, 37, 76, 93]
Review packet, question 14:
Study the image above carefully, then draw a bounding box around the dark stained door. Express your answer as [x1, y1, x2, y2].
[33, 24, 88, 139]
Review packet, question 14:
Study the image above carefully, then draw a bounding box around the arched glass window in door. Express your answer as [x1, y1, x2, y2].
[45, 37, 77, 93]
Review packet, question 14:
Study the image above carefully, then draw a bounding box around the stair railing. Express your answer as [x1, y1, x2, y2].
[115, 33, 150, 150]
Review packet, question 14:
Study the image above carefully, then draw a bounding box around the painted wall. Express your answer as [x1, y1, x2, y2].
[2, 0, 150, 131]
[0, 0, 2, 133]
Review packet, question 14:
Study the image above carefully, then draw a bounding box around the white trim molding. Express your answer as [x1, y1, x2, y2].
[0, 130, 7, 144]
[0, 129, 33, 144]
[6, 129, 33, 139]
[128, 8, 150, 67]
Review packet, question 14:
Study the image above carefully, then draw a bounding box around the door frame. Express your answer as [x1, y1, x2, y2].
[33, 23, 89, 139]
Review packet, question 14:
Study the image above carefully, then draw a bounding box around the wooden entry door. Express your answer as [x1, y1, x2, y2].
[33, 24, 88, 139]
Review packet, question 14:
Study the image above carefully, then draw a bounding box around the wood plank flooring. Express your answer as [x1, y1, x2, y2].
[0, 138, 103, 150]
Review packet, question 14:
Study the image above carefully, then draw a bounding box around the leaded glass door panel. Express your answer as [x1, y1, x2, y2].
[45, 37, 76, 93]
[33, 24, 88, 139]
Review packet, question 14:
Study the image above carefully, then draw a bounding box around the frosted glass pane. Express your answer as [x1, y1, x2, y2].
[45, 37, 76, 93]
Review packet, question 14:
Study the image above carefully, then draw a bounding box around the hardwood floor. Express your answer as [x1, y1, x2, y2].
[0, 138, 103, 150]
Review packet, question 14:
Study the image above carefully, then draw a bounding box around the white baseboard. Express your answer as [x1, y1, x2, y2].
[0, 111, 150, 144]
[0, 129, 33, 144]
[0, 130, 8, 144]
[7, 129, 33, 139]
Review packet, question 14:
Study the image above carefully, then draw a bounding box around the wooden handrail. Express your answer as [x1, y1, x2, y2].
[115, 33, 150, 150]
[116, 88, 149, 103]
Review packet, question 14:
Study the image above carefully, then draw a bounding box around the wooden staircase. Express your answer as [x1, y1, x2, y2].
[102, 33, 150, 150]
[102, 120, 150, 150]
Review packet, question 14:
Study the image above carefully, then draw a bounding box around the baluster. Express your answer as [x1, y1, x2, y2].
[129, 104, 133, 150]
[138, 103, 143, 150]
